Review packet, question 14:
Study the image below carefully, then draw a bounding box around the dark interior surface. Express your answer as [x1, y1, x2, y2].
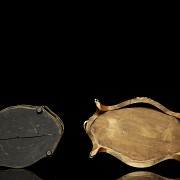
[0, 106, 63, 168]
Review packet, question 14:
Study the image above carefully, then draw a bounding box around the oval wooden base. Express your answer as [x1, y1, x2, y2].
[0, 105, 64, 168]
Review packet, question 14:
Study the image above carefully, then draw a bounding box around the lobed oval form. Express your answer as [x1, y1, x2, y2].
[84, 97, 180, 168]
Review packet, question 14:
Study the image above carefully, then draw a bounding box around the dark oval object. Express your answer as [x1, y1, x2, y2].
[84, 97, 180, 168]
[0, 169, 43, 180]
[0, 105, 64, 168]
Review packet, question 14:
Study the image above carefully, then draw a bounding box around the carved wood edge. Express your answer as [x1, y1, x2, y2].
[43, 105, 64, 133]
[95, 97, 180, 118]
[83, 97, 180, 163]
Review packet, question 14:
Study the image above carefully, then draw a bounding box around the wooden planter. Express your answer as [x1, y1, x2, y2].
[84, 97, 180, 168]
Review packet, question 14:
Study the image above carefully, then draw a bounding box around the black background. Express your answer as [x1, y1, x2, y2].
[0, 4, 180, 179]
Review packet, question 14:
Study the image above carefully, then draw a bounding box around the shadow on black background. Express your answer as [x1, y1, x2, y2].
[0, 168, 43, 180]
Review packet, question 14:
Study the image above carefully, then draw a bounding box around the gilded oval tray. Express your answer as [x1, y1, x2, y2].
[0, 105, 64, 168]
[84, 97, 180, 168]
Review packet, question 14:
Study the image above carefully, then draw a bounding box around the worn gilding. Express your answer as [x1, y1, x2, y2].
[84, 97, 180, 168]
